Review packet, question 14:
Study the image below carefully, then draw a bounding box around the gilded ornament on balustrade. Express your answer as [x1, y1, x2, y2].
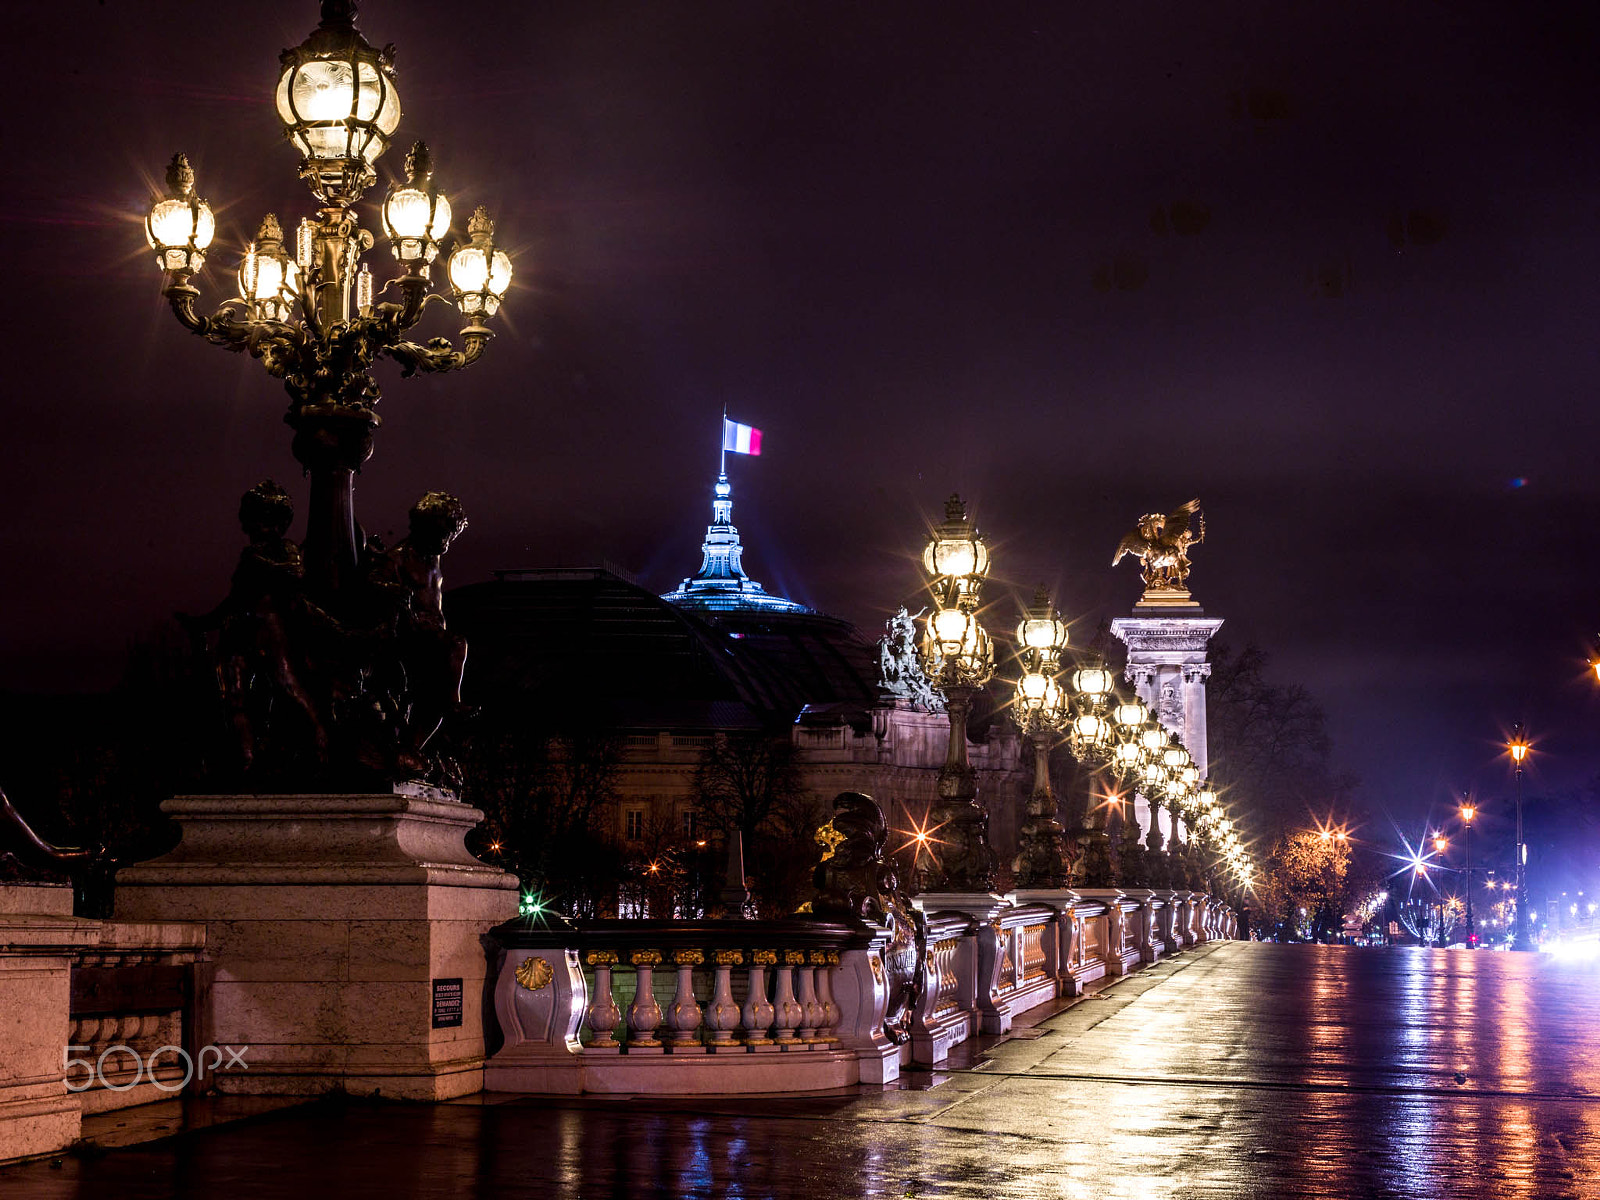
[514, 957, 553, 992]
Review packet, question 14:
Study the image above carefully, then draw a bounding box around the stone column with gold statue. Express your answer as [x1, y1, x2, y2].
[1109, 499, 1224, 952]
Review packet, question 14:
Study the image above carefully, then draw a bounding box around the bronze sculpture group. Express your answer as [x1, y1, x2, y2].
[1112, 498, 1205, 593]
[184, 481, 468, 787]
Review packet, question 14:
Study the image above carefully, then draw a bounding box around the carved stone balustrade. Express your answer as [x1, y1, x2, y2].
[485, 917, 900, 1094]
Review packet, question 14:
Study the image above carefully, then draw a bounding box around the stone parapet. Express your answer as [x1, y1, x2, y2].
[1, 886, 207, 1163]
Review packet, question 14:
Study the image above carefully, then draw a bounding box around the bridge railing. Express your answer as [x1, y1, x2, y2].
[485, 889, 1233, 1095]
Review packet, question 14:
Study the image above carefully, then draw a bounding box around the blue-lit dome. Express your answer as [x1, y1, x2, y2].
[661, 473, 810, 615]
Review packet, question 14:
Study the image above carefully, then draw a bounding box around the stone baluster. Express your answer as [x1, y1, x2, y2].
[668, 949, 705, 1050]
[773, 952, 806, 1046]
[744, 951, 777, 1048]
[812, 950, 840, 1042]
[797, 954, 823, 1043]
[585, 951, 622, 1048]
[705, 950, 743, 1050]
[627, 950, 664, 1049]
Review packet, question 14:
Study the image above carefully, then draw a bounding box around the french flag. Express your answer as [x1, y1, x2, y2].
[722, 418, 762, 456]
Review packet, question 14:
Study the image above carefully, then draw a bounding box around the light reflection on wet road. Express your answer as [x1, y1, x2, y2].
[7, 942, 1600, 1198]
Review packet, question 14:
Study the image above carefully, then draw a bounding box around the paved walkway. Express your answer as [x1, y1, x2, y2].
[7, 942, 1600, 1198]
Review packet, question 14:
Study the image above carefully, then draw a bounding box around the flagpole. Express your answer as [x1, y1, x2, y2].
[720, 404, 727, 477]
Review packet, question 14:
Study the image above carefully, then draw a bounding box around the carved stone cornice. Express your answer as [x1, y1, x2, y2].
[1110, 615, 1225, 655]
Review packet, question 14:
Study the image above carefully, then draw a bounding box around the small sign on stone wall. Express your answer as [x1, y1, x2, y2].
[431, 977, 464, 1029]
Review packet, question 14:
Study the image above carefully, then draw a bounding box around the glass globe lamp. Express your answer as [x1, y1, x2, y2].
[1071, 666, 1115, 702]
[1113, 698, 1149, 733]
[238, 214, 301, 321]
[146, 154, 215, 273]
[1016, 587, 1067, 662]
[383, 142, 452, 265]
[449, 207, 514, 318]
[1015, 669, 1063, 719]
[1140, 760, 1168, 795]
[922, 605, 993, 684]
[1072, 711, 1112, 751]
[275, 1, 400, 201]
[1112, 740, 1144, 776]
[922, 494, 990, 590]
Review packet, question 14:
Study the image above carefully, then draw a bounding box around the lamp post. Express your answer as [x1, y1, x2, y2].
[1508, 727, 1534, 951]
[1460, 801, 1477, 947]
[144, 2, 514, 783]
[1011, 588, 1073, 888]
[146, 1, 512, 598]
[917, 495, 997, 893]
[1432, 834, 1451, 944]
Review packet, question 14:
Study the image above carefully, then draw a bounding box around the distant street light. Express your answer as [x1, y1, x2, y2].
[1508, 725, 1534, 951]
[1460, 801, 1477, 947]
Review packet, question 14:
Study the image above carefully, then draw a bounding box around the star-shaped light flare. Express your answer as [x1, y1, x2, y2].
[892, 804, 952, 870]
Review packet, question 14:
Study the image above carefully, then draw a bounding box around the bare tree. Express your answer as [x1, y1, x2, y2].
[695, 732, 804, 841]
[694, 731, 823, 915]
[1205, 643, 1357, 840]
[457, 727, 626, 918]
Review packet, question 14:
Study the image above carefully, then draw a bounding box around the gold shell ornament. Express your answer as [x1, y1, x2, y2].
[515, 957, 554, 991]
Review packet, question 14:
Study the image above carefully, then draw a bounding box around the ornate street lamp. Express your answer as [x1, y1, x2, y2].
[145, 1, 514, 785]
[149, 0, 512, 598]
[917, 495, 997, 892]
[1011, 588, 1074, 888]
[1142, 736, 1189, 884]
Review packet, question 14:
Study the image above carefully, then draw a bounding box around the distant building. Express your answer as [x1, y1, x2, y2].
[447, 471, 1026, 873]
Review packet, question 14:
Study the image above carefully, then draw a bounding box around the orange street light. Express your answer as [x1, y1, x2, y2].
[1508, 732, 1530, 767]
[1460, 803, 1476, 824]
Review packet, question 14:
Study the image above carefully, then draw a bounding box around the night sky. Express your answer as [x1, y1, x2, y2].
[3, 2, 1597, 832]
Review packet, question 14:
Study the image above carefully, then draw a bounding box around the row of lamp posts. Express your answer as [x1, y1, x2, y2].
[913, 496, 1253, 899]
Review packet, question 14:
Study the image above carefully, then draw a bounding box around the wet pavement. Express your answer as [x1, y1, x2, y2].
[7, 941, 1600, 1198]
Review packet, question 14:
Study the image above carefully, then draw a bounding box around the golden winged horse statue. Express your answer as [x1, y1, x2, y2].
[1111, 499, 1205, 592]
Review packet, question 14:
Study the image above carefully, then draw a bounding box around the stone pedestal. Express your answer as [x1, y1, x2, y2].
[114, 790, 518, 1101]
[0, 886, 94, 1162]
